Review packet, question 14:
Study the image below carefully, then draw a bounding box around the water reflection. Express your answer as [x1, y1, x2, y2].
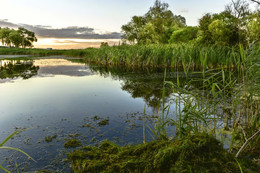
[0, 59, 202, 109]
[0, 60, 39, 80]
[0, 58, 231, 172]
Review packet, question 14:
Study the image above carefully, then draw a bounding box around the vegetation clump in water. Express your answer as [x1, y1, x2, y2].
[64, 139, 81, 148]
[67, 133, 247, 173]
[98, 119, 109, 126]
[45, 134, 58, 143]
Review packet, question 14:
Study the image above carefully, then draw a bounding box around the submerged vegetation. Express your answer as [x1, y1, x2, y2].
[67, 133, 256, 173]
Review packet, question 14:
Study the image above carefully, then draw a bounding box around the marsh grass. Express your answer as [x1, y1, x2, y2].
[153, 43, 260, 158]
[0, 43, 242, 70]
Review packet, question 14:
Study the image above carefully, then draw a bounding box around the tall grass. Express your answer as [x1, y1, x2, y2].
[1, 43, 242, 70]
[149, 43, 259, 158]
[80, 44, 241, 70]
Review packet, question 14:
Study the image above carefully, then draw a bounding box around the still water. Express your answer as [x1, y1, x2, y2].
[0, 58, 184, 172]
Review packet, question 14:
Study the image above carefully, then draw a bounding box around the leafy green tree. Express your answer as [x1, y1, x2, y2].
[169, 27, 198, 43]
[121, 16, 146, 44]
[246, 10, 260, 42]
[121, 0, 186, 44]
[208, 20, 232, 45]
[197, 13, 214, 44]
[138, 23, 159, 44]
[9, 30, 23, 47]
[224, 0, 251, 45]
[100, 42, 109, 47]
[212, 11, 240, 45]
[0, 28, 12, 46]
[18, 27, 37, 48]
[0, 27, 37, 48]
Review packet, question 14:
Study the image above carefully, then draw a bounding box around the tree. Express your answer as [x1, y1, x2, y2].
[121, 16, 146, 44]
[18, 27, 37, 48]
[249, 0, 260, 5]
[9, 30, 23, 47]
[0, 28, 11, 46]
[197, 13, 214, 44]
[138, 23, 159, 44]
[121, 0, 186, 44]
[0, 27, 37, 48]
[225, 0, 250, 19]
[213, 11, 240, 45]
[169, 27, 198, 43]
[246, 10, 260, 42]
[100, 42, 109, 47]
[208, 20, 232, 45]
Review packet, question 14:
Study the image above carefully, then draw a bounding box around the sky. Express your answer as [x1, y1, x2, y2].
[0, 0, 257, 49]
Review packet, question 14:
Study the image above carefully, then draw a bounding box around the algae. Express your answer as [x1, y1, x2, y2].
[45, 134, 57, 143]
[64, 139, 81, 148]
[98, 119, 109, 126]
[67, 133, 251, 173]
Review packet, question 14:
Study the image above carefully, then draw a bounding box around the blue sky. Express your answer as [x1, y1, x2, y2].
[1, 0, 231, 32]
[0, 0, 257, 48]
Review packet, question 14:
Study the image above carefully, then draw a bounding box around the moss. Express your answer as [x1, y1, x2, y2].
[64, 139, 81, 148]
[44, 134, 57, 143]
[67, 133, 250, 173]
[98, 119, 109, 126]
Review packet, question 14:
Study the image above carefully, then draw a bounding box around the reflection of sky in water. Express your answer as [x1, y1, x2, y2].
[0, 58, 231, 171]
[0, 58, 170, 171]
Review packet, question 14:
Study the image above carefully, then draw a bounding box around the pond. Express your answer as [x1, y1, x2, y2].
[0, 58, 229, 172]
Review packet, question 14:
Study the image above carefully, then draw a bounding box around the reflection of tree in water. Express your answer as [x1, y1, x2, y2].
[0, 60, 39, 80]
[88, 64, 192, 109]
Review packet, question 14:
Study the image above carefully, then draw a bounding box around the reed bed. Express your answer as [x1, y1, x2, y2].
[77, 44, 241, 70]
[1, 44, 243, 70]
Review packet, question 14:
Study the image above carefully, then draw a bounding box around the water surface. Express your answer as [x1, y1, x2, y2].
[0, 58, 180, 172]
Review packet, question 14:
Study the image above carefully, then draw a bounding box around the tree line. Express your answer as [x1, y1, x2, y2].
[0, 27, 37, 48]
[121, 0, 260, 46]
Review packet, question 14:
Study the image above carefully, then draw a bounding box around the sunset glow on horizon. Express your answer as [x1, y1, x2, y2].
[33, 38, 121, 49]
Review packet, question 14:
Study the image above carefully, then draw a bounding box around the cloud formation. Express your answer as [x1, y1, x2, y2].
[0, 19, 121, 39]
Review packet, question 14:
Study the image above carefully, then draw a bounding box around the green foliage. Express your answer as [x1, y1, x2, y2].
[64, 139, 81, 148]
[67, 133, 244, 173]
[246, 10, 260, 42]
[197, 13, 214, 44]
[0, 60, 39, 80]
[121, 0, 186, 44]
[0, 43, 243, 70]
[208, 20, 232, 45]
[196, 0, 259, 46]
[100, 42, 109, 47]
[169, 27, 198, 43]
[0, 27, 37, 48]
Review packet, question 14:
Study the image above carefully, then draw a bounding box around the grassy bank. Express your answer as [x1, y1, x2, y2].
[0, 47, 66, 56]
[1, 43, 258, 70]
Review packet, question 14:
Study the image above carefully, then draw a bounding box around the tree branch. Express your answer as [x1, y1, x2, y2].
[250, 0, 260, 5]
